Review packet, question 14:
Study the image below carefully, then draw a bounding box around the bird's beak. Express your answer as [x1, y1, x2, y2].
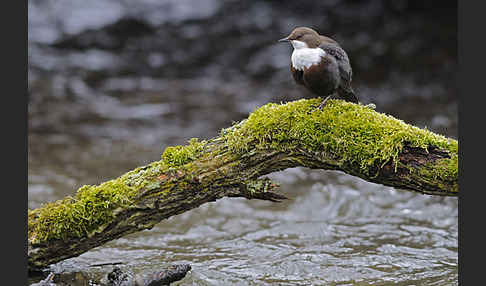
[278, 36, 290, 43]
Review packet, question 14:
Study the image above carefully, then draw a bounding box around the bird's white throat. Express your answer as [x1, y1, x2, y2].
[290, 40, 326, 71]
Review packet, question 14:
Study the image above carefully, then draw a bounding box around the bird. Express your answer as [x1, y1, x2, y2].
[278, 27, 358, 109]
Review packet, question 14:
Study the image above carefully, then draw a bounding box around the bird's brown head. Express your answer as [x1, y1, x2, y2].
[278, 27, 321, 49]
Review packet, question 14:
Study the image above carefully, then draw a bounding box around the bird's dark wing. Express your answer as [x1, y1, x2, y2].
[318, 42, 352, 85]
[319, 41, 358, 103]
[290, 64, 304, 85]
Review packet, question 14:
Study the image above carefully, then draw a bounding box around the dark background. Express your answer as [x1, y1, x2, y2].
[29, 0, 457, 144]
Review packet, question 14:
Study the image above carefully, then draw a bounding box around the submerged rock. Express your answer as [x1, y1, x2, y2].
[106, 264, 191, 286]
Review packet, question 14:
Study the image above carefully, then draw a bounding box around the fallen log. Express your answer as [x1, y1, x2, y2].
[28, 98, 458, 272]
[30, 264, 191, 286]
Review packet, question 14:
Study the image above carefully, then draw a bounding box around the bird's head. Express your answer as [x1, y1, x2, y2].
[278, 27, 321, 49]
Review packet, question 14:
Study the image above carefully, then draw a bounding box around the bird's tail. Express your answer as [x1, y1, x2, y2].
[338, 86, 359, 103]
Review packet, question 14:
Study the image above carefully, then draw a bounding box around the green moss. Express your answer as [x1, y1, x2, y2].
[419, 155, 458, 184]
[161, 138, 207, 167]
[28, 178, 138, 242]
[222, 98, 458, 175]
[29, 99, 458, 242]
[29, 138, 209, 243]
[413, 154, 458, 193]
[245, 179, 279, 195]
[121, 160, 168, 189]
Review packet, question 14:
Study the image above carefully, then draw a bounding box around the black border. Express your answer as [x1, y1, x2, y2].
[4, 0, 28, 284]
[458, 1, 486, 285]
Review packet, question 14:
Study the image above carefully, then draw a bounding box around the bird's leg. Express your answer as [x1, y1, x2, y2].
[311, 95, 333, 112]
[318, 95, 332, 109]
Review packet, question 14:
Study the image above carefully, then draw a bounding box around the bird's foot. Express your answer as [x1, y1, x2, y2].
[311, 96, 332, 112]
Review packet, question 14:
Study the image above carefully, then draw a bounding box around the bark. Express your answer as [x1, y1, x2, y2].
[30, 264, 191, 286]
[28, 99, 458, 272]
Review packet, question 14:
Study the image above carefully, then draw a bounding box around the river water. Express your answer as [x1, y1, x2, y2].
[28, 1, 458, 285]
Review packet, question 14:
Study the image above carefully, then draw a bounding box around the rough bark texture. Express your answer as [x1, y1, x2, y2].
[28, 99, 458, 272]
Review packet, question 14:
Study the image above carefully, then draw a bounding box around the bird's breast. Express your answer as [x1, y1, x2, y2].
[291, 48, 326, 71]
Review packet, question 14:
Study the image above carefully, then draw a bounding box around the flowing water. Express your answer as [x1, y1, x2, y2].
[28, 1, 458, 285]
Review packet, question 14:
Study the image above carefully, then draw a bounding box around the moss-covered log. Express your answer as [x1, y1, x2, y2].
[28, 99, 458, 271]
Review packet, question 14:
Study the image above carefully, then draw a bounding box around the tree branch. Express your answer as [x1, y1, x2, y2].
[28, 99, 458, 271]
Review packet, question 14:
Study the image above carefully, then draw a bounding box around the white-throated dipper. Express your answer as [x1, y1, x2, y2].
[279, 27, 358, 109]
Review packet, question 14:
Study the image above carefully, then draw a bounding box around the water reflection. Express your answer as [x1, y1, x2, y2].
[28, 0, 457, 285]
